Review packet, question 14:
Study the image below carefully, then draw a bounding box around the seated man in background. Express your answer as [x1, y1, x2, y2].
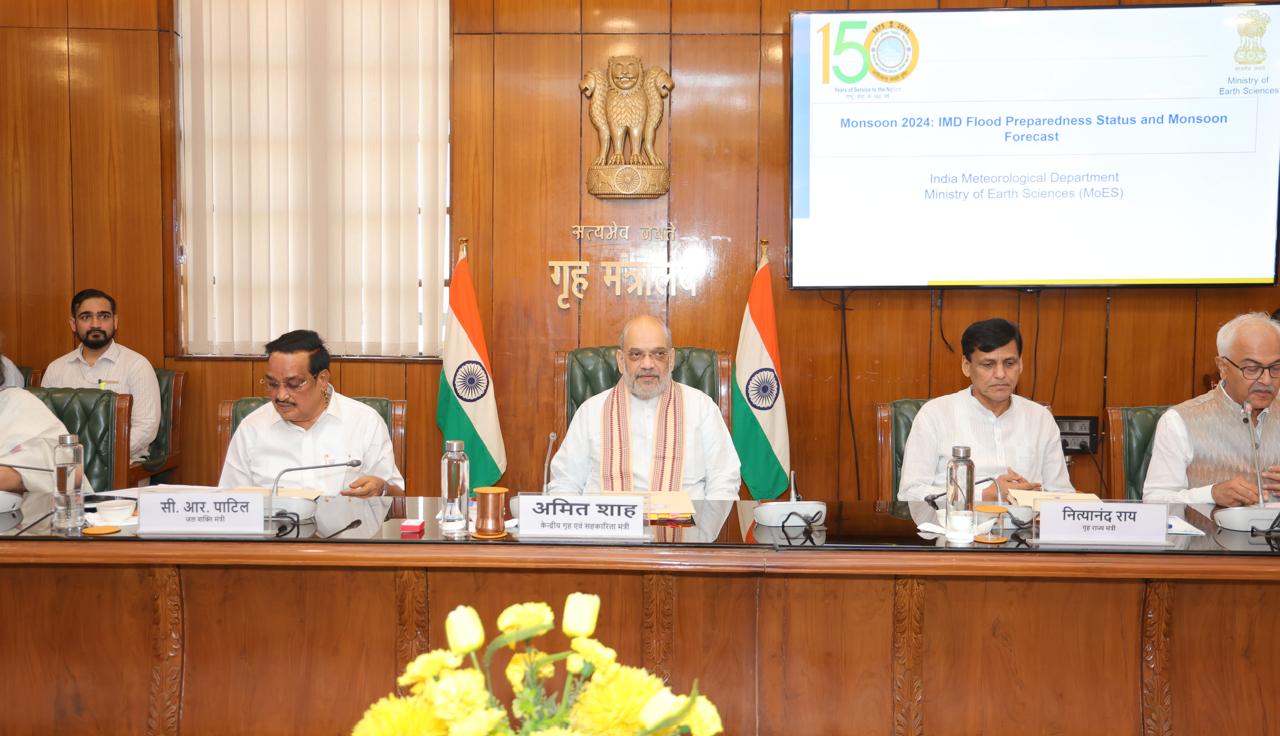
[547, 315, 741, 499]
[42, 289, 161, 462]
[1, 335, 22, 388]
[0, 383, 80, 513]
[899, 318, 1073, 503]
[1144, 312, 1280, 506]
[219, 330, 404, 497]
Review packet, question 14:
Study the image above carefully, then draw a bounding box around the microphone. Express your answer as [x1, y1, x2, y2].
[321, 517, 363, 539]
[270, 459, 362, 511]
[541, 432, 558, 495]
[1241, 405, 1267, 507]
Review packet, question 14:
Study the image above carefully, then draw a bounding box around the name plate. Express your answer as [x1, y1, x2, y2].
[517, 494, 646, 540]
[1039, 501, 1168, 546]
[138, 491, 264, 536]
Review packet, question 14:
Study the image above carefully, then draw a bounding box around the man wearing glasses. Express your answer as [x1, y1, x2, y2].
[42, 289, 161, 462]
[547, 315, 740, 499]
[218, 330, 404, 497]
[1145, 312, 1280, 506]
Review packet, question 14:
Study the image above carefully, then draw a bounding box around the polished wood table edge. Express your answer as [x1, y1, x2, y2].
[2, 540, 1279, 580]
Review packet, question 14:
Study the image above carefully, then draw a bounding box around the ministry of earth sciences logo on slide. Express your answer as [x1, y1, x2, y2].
[1235, 9, 1270, 65]
[867, 21, 920, 83]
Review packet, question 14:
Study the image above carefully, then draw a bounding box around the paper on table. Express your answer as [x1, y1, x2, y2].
[1167, 516, 1206, 536]
[1007, 489, 1101, 511]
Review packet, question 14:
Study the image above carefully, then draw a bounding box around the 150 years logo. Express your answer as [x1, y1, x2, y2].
[817, 19, 919, 84]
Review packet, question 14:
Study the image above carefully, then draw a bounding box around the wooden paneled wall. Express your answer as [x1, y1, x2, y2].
[3, 0, 1279, 506]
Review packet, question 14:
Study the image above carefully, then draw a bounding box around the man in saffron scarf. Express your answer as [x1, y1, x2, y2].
[547, 316, 740, 499]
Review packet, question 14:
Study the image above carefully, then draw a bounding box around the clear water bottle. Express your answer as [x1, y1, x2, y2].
[440, 440, 470, 540]
[945, 445, 975, 544]
[53, 434, 85, 535]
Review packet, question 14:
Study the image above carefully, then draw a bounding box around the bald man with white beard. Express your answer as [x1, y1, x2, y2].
[1144, 312, 1280, 506]
[546, 315, 741, 500]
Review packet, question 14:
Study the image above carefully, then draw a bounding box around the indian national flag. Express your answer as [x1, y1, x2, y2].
[731, 253, 791, 499]
[437, 246, 506, 486]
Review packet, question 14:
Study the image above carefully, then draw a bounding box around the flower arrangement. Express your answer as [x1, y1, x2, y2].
[353, 592, 723, 736]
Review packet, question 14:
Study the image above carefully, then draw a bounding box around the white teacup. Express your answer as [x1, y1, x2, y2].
[96, 499, 137, 524]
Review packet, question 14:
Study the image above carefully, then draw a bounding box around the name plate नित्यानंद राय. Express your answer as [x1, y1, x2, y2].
[517, 494, 646, 540]
[1038, 501, 1168, 546]
[137, 491, 264, 536]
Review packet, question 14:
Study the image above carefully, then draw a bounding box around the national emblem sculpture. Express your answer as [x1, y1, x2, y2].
[580, 55, 674, 198]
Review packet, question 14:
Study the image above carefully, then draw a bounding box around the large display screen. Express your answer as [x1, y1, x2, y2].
[790, 5, 1280, 288]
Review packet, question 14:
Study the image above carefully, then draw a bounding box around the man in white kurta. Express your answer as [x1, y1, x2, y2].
[0, 386, 80, 516]
[42, 289, 161, 461]
[1144, 313, 1280, 506]
[1, 354, 22, 388]
[547, 316, 741, 500]
[218, 330, 405, 496]
[899, 318, 1072, 503]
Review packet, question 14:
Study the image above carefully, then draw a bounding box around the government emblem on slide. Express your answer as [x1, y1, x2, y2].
[452, 360, 490, 402]
[580, 55, 674, 198]
[746, 367, 781, 411]
[1235, 9, 1270, 65]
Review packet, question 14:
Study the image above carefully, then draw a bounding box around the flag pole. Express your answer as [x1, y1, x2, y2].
[758, 238, 768, 269]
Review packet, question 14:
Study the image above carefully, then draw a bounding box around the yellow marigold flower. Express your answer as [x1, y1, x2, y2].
[445, 706, 508, 736]
[430, 668, 492, 723]
[445, 606, 485, 655]
[569, 664, 665, 736]
[566, 653, 585, 675]
[496, 602, 554, 637]
[561, 592, 600, 638]
[638, 687, 684, 729]
[504, 648, 556, 694]
[569, 637, 617, 672]
[398, 650, 463, 694]
[683, 695, 725, 736]
[352, 694, 447, 736]
[530, 729, 588, 736]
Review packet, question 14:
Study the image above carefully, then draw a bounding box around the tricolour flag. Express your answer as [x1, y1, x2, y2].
[731, 253, 791, 499]
[437, 246, 506, 486]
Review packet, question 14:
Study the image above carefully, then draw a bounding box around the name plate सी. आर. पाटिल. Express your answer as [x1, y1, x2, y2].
[517, 494, 646, 540]
[1038, 501, 1168, 546]
[137, 490, 264, 536]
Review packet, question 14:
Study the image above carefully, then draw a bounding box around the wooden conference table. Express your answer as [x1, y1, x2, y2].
[0, 496, 1278, 736]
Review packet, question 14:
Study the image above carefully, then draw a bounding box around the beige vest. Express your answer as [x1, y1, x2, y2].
[1176, 388, 1280, 488]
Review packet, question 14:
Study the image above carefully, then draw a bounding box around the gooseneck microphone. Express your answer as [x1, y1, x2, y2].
[270, 460, 362, 506]
[541, 432, 558, 496]
[1242, 405, 1267, 507]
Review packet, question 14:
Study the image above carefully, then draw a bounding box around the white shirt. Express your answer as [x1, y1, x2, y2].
[548, 382, 741, 500]
[898, 388, 1074, 502]
[42, 342, 161, 461]
[1143, 385, 1268, 505]
[1, 356, 22, 388]
[0, 387, 92, 516]
[218, 389, 405, 494]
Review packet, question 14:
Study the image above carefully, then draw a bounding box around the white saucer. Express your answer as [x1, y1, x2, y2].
[85, 511, 138, 529]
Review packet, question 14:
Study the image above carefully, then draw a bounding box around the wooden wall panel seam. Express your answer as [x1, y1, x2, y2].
[146, 565, 183, 736]
[1140, 581, 1173, 736]
[891, 576, 925, 736]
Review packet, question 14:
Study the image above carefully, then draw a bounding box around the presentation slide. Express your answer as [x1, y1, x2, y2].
[790, 6, 1280, 288]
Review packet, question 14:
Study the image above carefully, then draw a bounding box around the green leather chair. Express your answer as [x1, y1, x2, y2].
[18, 366, 32, 387]
[875, 399, 926, 504]
[1105, 405, 1170, 500]
[129, 369, 185, 485]
[25, 387, 132, 491]
[554, 346, 731, 437]
[217, 396, 407, 472]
